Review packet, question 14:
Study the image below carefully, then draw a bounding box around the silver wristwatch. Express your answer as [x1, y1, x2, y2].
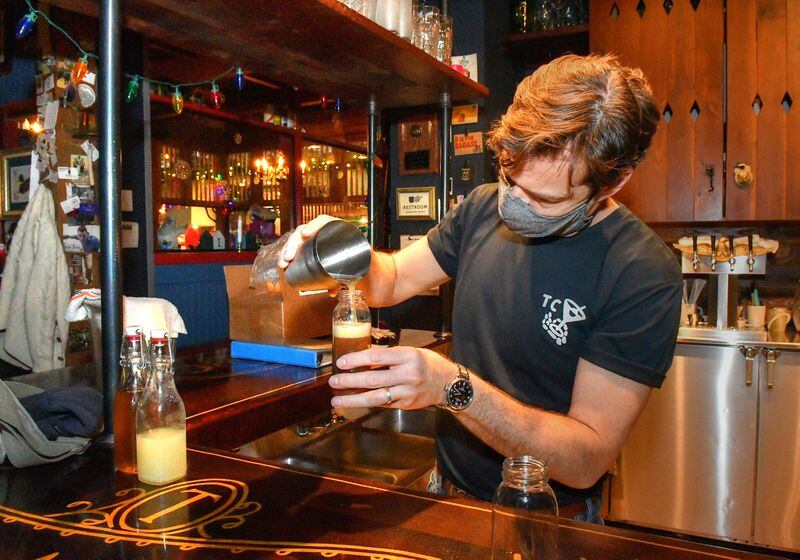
[440, 363, 474, 413]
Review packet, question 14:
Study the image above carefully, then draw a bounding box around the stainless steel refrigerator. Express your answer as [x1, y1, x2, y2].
[607, 341, 800, 552]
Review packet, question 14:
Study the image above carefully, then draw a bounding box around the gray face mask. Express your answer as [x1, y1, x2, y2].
[497, 180, 595, 238]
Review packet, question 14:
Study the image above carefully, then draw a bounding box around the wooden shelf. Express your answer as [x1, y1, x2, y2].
[506, 24, 589, 45]
[47, 0, 488, 108]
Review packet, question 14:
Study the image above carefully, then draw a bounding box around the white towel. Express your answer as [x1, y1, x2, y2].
[65, 289, 188, 339]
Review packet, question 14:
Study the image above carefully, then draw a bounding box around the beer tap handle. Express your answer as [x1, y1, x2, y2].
[691, 235, 699, 271]
[710, 235, 717, 271]
[728, 235, 736, 270]
[747, 234, 755, 272]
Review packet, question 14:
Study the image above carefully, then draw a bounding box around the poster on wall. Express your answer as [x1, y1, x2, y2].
[453, 104, 479, 125]
[454, 132, 484, 156]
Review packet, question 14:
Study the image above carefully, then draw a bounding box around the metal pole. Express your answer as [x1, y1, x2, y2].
[435, 91, 452, 340]
[99, 0, 123, 436]
[367, 96, 378, 247]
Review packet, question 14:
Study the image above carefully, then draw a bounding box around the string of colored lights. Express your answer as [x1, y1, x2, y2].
[14, 0, 245, 113]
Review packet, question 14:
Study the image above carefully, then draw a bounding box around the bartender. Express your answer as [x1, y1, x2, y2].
[279, 54, 682, 523]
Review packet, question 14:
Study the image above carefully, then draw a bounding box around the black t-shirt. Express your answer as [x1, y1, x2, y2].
[426, 183, 682, 504]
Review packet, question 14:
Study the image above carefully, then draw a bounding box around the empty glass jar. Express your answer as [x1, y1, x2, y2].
[491, 456, 558, 560]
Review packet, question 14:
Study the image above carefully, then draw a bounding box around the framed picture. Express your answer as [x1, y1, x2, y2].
[1, 148, 32, 218]
[396, 186, 436, 221]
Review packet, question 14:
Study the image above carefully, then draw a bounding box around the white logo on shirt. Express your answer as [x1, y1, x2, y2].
[541, 294, 587, 346]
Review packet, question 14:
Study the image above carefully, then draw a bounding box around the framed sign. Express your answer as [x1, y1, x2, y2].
[396, 186, 436, 221]
[398, 115, 439, 175]
[1, 148, 32, 218]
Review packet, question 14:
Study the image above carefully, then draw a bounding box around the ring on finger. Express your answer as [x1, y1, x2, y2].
[384, 386, 393, 405]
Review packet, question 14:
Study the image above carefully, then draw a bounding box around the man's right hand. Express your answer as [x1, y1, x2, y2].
[277, 214, 340, 269]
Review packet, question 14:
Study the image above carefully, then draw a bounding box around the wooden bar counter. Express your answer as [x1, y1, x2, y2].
[0, 341, 787, 559]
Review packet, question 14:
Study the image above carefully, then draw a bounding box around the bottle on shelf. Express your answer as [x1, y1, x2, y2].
[491, 456, 558, 560]
[135, 329, 187, 485]
[114, 326, 148, 474]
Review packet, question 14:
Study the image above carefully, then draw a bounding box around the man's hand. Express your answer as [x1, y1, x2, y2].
[277, 214, 339, 269]
[330, 346, 458, 409]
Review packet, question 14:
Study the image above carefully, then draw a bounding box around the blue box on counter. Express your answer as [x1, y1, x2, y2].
[230, 340, 332, 368]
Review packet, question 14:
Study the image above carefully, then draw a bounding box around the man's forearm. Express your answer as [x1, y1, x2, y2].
[458, 375, 610, 489]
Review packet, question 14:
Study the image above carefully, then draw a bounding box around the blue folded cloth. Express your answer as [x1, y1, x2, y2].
[18, 386, 103, 439]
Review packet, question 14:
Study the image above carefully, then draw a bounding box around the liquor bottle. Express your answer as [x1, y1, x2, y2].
[135, 329, 187, 485]
[114, 326, 148, 474]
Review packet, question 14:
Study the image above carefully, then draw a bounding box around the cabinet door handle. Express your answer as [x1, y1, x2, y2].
[761, 348, 781, 389]
[739, 346, 758, 386]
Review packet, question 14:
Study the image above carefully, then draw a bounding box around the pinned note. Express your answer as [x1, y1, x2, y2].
[60, 196, 81, 214]
[43, 100, 59, 130]
[81, 140, 99, 162]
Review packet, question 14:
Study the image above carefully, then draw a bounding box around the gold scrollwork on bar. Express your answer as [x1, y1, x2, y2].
[0, 478, 440, 560]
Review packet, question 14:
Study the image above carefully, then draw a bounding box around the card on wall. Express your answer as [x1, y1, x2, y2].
[454, 132, 484, 156]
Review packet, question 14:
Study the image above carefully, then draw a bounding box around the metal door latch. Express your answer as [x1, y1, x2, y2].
[761, 348, 781, 389]
[739, 346, 758, 386]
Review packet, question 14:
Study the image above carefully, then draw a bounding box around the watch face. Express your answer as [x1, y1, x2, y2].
[448, 378, 474, 410]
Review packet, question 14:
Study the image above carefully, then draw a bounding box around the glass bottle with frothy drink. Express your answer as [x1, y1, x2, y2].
[333, 289, 371, 383]
[135, 329, 187, 485]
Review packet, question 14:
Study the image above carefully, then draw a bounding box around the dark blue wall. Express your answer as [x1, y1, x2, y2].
[154, 263, 232, 347]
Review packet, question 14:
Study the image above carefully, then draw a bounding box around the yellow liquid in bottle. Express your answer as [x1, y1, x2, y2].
[136, 426, 187, 485]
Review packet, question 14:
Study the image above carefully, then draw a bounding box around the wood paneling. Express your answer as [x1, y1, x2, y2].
[666, 0, 697, 221]
[693, 0, 724, 220]
[590, 0, 724, 223]
[727, 0, 799, 221]
[637, 0, 669, 222]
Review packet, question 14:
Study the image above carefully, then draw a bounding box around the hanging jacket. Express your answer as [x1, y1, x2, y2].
[0, 187, 70, 371]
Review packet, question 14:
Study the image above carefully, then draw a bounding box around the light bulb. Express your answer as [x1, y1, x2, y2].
[172, 88, 184, 115]
[71, 56, 89, 84]
[210, 84, 223, 109]
[125, 76, 140, 103]
[235, 68, 245, 91]
[30, 121, 43, 135]
[16, 11, 37, 40]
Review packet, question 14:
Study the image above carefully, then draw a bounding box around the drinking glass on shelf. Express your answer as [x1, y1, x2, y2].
[412, 4, 440, 56]
[435, 14, 453, 64]
[534, 0, 557, 30]
[375, 0, 400, 33]
[557, 0, 581, 27]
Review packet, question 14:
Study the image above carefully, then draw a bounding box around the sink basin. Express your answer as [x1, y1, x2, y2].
[361, 407, 437, 437]
[237, 408, 437, 487]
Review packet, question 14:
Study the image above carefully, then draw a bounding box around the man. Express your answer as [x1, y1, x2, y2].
[279, 54, 682, 523]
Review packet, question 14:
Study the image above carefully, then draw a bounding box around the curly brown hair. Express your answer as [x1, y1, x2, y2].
[486, 54, 660, 192]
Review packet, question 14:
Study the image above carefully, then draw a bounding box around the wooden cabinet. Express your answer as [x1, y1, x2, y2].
[592, 0, 800, 223]
[590, 0, 724, 222]
[726, 0, 800, 220]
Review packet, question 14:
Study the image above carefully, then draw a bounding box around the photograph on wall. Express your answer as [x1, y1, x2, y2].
[68, 183, 95, 203]
[1, 148, 33, 218]
[63, 223, 101, 253]
[68, 253, 92, 285]
[396, 186, 436, 221]
[70, 153, 94, 185]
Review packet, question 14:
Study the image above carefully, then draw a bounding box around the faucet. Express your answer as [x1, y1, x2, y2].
[710, 235, 717, 272]
[691, 235, 700, 271]
[295, 410, 346, 437]
[747, 234, 755, 272]
[728, 235, 736, 271]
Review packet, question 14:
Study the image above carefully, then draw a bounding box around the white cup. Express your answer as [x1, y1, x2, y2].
[746, 305, 766, 328]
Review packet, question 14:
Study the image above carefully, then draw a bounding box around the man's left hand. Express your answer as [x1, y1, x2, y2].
[330, 347, 458, 409]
